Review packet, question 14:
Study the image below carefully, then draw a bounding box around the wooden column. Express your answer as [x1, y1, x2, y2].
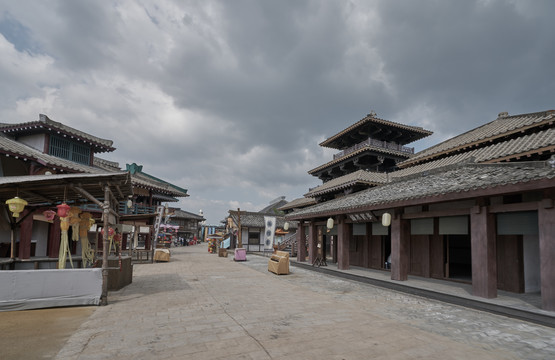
[100, 185, 110, 306]
[18, 211, 33, 259]
[391, 212, 410, 281]
[337, 218, 350, 270]
[296, 221, 307, 262]
[308, 222, 317, 264]
[470, 205, 497, 298]
[538, 199, 555, 311]
[48, 218, 61, 258]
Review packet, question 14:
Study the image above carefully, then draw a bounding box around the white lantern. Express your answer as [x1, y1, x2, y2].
[326, 217, 334, 229]
[284, 222, 289, 231]
[381, 212, 392, 227]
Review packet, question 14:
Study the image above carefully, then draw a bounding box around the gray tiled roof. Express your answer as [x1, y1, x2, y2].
[308, 144, 411, 174]
[0, 134, 189, 197]
[320, 114, 432, 149]
[0, 114, 114, 152]
[93, 157, 121, 171]
[391, 127, 555, 178]
[278, 197, 317, 211]
[173, 209, 205, 220]
[305, 169, 388, 197]
[228, 210, 295, 229]
[131, 172, 189, 197]
[0, 133, 110, 174]
[287, 161, 555, 219]
[400, 110, 555, 167]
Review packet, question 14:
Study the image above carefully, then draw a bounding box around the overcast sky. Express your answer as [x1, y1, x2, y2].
[1, 1, 554, 224]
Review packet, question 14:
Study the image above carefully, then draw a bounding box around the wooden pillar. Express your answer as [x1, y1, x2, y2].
[48, 218, 61, 258]
[100, 185, 110, 306]
[18, 210, 33, 259]
[237, 208, 242, 248]
[470, 206, 497, 298]
[296, 221, 307, 262]
[337, 218, 350, 270]
[538, 199, 555, 311]
[308, 222, 317, 264]
[391, 212, 410, 281]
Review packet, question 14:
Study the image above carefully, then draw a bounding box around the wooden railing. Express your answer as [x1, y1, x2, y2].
[278, 231, 298, 256]
[333, 137, 414, 160]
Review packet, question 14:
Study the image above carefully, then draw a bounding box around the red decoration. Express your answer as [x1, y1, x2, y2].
[101, 227, 115, 237]
[43, 210, 56, 221]
[56, 202, 71, 218]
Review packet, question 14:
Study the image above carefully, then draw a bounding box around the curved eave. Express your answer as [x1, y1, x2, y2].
[0, 115, 115, 153]
[308, 145, 411, 175]
[288, 162, 555, 221]
[319, 115, 432, 149]
[399, 110, 555, 168]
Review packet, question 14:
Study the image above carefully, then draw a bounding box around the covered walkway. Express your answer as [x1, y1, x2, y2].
[286, 255, 555, 328]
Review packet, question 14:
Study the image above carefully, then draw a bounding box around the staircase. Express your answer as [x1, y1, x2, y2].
[278, 231, 298, 257]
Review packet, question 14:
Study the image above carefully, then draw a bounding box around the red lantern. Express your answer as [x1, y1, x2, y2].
[43, 210, 56, 221]
[56, 202, 71, 218]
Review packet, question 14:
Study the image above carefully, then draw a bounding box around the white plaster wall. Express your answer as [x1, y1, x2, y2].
[18, 134, 46, 152]
[31, 220, 50, 257]
[523, 234, 541, 293]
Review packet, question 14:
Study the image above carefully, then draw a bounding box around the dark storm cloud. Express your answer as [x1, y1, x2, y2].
[0, 0, 554, 223]
[374, 0, 555, 136]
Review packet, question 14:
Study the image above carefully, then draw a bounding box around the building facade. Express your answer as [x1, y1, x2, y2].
[287, 110, 555, 311]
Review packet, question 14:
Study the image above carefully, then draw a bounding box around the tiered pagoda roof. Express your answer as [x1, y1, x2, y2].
[309, 111, 433, 187]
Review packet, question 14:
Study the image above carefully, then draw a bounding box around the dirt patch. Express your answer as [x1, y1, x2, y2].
[0, 306, 94, 360]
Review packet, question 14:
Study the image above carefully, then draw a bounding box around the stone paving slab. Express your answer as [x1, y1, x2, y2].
[56, 244, 555, 359]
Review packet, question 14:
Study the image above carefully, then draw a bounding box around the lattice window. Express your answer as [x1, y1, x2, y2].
[49, 135, 91, 165]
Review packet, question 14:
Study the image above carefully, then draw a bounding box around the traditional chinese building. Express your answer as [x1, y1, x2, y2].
[0, 114, 188, 263]
[287, 110, 555, 311]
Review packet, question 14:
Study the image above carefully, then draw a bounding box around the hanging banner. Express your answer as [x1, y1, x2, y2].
[264, 216, 276, 250]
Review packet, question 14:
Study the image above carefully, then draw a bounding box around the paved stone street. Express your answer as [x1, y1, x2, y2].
[55, 243, 555, 360]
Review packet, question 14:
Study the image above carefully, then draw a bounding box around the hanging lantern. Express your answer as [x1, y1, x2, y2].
[6, 197, 27, 218]
[43, 209, 56, 221]
[101, 227, 115, 237]
[326, 217, 334, 230]
[382, 212, 392, 227]
[56, 202, 71, 218]
[283, 222, 289, 231]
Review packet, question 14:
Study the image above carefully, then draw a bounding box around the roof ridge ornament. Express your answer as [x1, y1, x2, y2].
[497, 111, 509, 118]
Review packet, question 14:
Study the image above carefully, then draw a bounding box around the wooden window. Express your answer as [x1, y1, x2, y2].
[248, 231, 260, 245]
[49, 135, 91, 165]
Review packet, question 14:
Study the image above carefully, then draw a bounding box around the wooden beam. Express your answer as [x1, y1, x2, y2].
[19, 189, 54, 203]
[70, 185, 103, 207]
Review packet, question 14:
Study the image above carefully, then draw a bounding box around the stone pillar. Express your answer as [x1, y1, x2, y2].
[297, 221, 307, 262]
[470, 206, 497, 298]
[538, 199, 555, 311]
[308, 222, 317, 264]
[391, 213, 410, 281]
[337, 218, 350, 270]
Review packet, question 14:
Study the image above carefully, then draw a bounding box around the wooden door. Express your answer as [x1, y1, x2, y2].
[497, 235, 524, 293]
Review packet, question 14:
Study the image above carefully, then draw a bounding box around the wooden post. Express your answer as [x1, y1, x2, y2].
[337, 217, 350, 270]
[100, 185, 110, 306]
[470, 205, 497, 298]
[237, 208, 242, 248]
[538, 198, 555, 311]
[391, 211, 410, 281]
[297, 220, 307, 262]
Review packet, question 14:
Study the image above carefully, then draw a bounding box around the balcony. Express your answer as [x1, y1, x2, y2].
[333, 137, 414, 160]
